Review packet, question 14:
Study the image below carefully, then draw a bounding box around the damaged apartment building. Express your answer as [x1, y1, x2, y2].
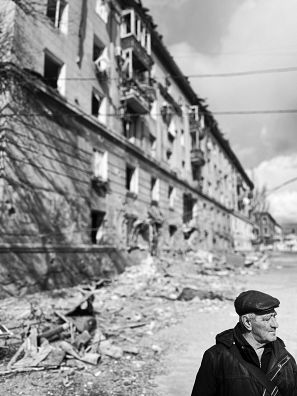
[0, 0, 254, 269]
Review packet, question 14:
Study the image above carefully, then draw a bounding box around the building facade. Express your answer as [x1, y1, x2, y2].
[253, 212, 282, 247]
[0, 0, 254, 258]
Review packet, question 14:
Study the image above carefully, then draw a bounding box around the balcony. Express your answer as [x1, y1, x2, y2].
[190, 148, 206, 167]
[189, 117, 200, 133]
[121, 35, 153, 72]
[121, 79, 153, 114]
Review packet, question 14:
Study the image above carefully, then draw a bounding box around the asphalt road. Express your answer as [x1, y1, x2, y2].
[154, 253, 297, 396]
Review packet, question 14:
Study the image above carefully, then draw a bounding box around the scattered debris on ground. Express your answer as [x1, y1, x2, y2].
[0, 250, 268, 395]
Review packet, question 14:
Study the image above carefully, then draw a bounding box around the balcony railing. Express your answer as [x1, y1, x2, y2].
[121, 79, 154, 114]
[190, 148, 206, 167]
[189, 116, 200, 133]
[121, 35, 153, 72]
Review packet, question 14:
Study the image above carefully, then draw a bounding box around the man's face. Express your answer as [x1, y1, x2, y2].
[250, 311, 278, 344]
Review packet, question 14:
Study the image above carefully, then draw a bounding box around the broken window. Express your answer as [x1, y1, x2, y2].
[93, 40, 110, 78]
[121, 10, 132, 36]
[93, 37, 105, 62]
[91, 90, 107, 125]
[126, 165, 138, 195]
[46, 0, 68, 33]
[44, 51, 65, 95]
[168, 186, 175, 209]
[151, 177, 160, 202]
[95, 0, 109, 23]
[150, 135, 156, 158]
[166, 149, 172, 162]
[169, 225, 177, 238]
[90, 210, 105, 244]
[121, 9, 151, 54]
[180, 129, 185, 146]
[168, 132, 175, 145]
[123, 118, 137, 144]
[93, 149, 108, 181]
[183, 193, 193, 224]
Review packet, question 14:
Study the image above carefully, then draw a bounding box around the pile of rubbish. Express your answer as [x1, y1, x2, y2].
[0, 250, 268, 383]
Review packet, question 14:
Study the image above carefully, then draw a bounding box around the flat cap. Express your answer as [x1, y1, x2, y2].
[234, 290, 280, 315]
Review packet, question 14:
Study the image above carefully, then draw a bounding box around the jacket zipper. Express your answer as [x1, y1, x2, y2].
[262, 355, 290, 396]
[270, 355, 290, 381]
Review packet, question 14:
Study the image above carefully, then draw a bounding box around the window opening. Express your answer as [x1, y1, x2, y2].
[183, 193, 193, 224]
[168, 186, 175, 208]
[123, 118, 137, 143]
[150, 135, 156, 157]
[92, 92, 102, 116]
[166, 150, 172, 162]
[96, 0, 109, 23]
[181, 129, 185, 146]
[121, 11, 132, 36]
[168, 132, 175, 145]
[151, 177, 159, 202]
[90, 210, 106, 244]
[169, 225, 177, 237]
[46, 0, 68, 32]
[92, 91, 108, 125]
[44, 52, 65, 94]
[93, 149, 108, 181]
[126, 165, 138, 194]
[93, 38, 105, 61]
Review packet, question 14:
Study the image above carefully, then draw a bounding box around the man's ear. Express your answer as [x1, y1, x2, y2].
[242, 315, 253, 331]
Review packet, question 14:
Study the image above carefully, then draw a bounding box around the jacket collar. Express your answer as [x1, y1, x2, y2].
[216, 323, 287, 372]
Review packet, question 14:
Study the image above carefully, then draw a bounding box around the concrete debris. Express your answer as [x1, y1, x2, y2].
[0, 324, 13, 339]
[0, 249, 269, 382]
[177, 287, 225, 302]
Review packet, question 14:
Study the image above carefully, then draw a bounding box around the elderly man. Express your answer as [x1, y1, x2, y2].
[191, 290, 297, 396]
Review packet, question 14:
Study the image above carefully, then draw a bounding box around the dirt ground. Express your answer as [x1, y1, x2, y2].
[0, 251, 264, 396]
[154, 252, 297, 396]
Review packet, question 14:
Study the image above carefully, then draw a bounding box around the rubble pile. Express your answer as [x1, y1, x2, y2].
[0, 250, 268, 395]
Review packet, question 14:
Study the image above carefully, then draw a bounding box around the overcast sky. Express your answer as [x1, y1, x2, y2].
[145, 0, 297, 224]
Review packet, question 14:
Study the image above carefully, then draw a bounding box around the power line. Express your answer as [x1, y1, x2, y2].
[213, 109, 297, 116]
[2, 108, 297, 119]
[5, 65, 297, 84]
[267, 177, 297, 195]
[39, 64, 297, 81]
[187, 66, 297, 78]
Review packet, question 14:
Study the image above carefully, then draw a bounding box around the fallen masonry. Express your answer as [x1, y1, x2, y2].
[0, 250, 269, 395]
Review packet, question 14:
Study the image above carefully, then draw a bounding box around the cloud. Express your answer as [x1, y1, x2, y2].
[167, 0, 297, 169]
[269, 192, 297, 224]
[145, 0, 297, 221]
[144, 0, 191, 8]
[252, 155, 297, 222]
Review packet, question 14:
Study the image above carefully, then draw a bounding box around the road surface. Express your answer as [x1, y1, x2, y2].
[154, 253, 297, 396]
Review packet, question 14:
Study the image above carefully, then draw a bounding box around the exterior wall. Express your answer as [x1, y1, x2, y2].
[0, 245, 125, 298]
[11, 0, 121, 134]
[0, 0, 16, 61]
[0, 0, 255, 260]
[231, 215, 254, 251]
[254, 212, 280, 246]
[151, 57, 192, 181]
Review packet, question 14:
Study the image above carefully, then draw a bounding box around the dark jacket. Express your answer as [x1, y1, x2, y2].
[191, 324, 297, 396]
